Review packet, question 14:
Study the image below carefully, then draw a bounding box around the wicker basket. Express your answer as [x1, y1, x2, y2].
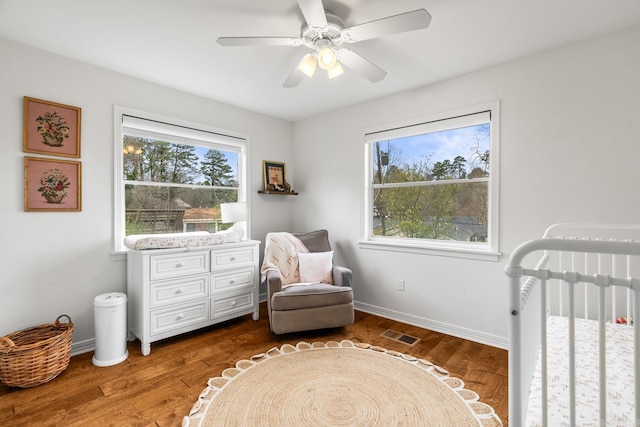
[0, 315, 73, 388]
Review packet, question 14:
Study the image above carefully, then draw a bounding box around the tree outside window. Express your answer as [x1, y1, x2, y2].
[116, 111, 246, 247]
[366, 107, 497, 253]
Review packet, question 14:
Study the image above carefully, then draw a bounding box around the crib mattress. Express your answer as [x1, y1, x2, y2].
[527, 316, 634, 426]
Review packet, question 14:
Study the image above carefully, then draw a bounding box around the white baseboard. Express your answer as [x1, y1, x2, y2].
[71, 333, 142, 357]
[70, 296, 505, 355]
[261, 292, 507, 349]
[354, 301, 508, 350]
[71, 338, 95, 356]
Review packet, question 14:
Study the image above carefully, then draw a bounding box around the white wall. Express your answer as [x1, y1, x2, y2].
[0, 38, 293, 347]
[3, 25, 639, 352]
[292, 26, 640, 348]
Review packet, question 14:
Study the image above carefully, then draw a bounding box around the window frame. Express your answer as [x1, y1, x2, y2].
[361, 101, 500, 261]
[113, 106, 249, 253]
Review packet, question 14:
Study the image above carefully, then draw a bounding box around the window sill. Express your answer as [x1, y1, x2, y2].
[358, 240, 501, 262]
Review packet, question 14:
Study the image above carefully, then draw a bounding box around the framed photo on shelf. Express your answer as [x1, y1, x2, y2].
[23, 96, 81, 158]
[263, 160, 286, 191]
[24, 157, 82, 212]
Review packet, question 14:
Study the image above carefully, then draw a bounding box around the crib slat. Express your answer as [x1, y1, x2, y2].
[599, 251, 607, 425]
[541, 278, 548, 426]
[628, 254, 633, 322]
[558, 251, 564, 318]
[568, 281, 576, 427]
[635, 288, 640, 426]
[598, 285, 606, 426]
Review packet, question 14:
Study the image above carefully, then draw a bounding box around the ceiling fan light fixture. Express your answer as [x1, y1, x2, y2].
[317, 46, 337, 70]
[327, 61, 344, 79]
[219, 3, 432, 88]
[297, 53, 317, 78]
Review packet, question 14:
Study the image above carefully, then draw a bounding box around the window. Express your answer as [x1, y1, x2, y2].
[363, 102, 499, 259]
[114, 107, 248, 251]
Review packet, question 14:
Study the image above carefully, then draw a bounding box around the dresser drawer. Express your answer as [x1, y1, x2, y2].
[150, 275, 209, 308]
[211, 247, 254, 270]
[150, 300, 209, 336]
[150, 252, 209, 281]
[211, 289, 254, 320]
[211, 267, 254, 292]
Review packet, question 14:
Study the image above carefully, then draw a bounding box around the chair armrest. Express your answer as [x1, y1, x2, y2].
[332, 265, 352, 286]
[266, 269, 283, 295]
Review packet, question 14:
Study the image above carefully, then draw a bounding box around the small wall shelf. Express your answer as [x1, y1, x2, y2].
[258, 190, 299, 196]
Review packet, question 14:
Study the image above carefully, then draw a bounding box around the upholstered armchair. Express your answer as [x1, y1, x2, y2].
[261, 229, 354, 334]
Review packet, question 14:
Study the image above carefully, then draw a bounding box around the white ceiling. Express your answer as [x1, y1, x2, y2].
[2, 0, 640, 122]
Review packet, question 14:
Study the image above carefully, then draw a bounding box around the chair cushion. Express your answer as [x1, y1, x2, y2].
[298, 251, 333, 284]
[271, 284, 353, 311]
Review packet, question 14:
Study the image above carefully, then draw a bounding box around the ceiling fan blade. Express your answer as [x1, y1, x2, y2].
[217, 37, 302, 47]
[297, 0, 327, 28]
[336, 48, 387, 83]
[283, 64, 305, 88]
[341, 9, 431, 43]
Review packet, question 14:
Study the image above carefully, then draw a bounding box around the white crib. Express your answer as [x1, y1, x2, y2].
[505, 223, 640, 426]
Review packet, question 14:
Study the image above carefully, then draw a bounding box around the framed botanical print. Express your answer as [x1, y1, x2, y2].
[24, 157, 82, 212]
[23, 97, 81, 158]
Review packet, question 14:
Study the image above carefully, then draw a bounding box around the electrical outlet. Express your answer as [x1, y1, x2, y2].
[397, 279, 405, 291]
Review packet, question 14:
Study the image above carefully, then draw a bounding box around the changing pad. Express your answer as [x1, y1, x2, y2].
[124, 230, 239, 250]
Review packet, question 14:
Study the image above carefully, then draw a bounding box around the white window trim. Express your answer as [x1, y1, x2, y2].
[360, 100, 501, 262]
[113, 105, 250, 253]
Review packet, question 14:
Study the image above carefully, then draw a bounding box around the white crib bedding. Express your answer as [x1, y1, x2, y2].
[526, 316, 634, 426]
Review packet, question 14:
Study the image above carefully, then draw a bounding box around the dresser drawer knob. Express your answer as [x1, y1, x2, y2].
[231, 301, 237, 307]
[230, 257, 236, 261]
[175, 288, 184, 294]
[176, 262, 185, 268]
[229, 279, 236, 285]
[176, 314, 185, 320]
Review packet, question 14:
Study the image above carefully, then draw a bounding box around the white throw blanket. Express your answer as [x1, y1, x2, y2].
[260, 232, 309, 286]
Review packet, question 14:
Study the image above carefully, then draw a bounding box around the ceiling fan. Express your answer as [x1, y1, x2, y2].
[217, 0, 432, 88]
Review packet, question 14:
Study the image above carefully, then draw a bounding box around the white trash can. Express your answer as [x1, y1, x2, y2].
[92, 292, 129, 367]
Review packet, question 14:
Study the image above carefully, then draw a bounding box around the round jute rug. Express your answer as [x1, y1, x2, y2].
[183, 340, 502, 427]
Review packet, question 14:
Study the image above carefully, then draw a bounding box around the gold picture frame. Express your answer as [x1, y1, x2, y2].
[23, 96, 81, 158]
[263, 160, 286, 191]
[24, 156, 82, 212]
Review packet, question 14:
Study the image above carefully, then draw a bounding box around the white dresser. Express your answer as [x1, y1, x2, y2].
[126, 240, 260, 355]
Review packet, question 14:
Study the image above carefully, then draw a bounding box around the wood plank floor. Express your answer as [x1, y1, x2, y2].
[0, 303, 508, 426]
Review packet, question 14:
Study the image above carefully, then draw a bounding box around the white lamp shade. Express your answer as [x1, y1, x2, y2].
[220, 202, 248, 223]
[297, 53, 317, 78]
[317, 46, 336, 70]
[327, 62, 344, 79]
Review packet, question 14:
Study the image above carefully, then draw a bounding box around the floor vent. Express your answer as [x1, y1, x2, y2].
[381, 329, 420, 346]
